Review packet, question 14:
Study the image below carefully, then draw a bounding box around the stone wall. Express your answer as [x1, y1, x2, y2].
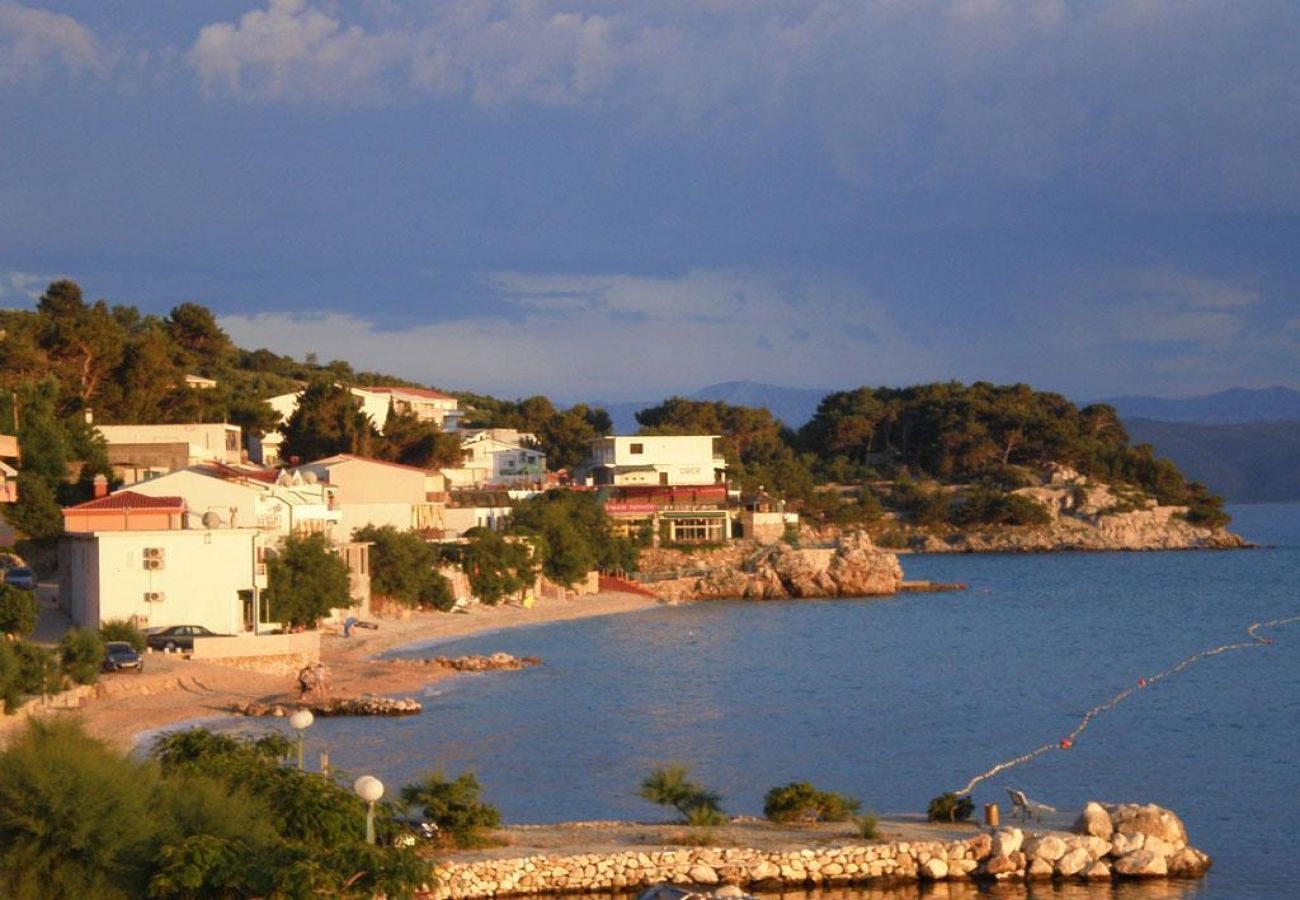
[430, 803, 1210, 899]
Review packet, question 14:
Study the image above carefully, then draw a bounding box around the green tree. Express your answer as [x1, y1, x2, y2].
[353, 524, 455, 611]
[99, 619, 146, 652]
[638, 764, 725, 825]
[280, 379, 378, 464]
[0, 585, 39, 637]
[165, 302, 236, 374]
[763, 782, 861, 823]
[461, 528, 536, 605]
[35, 280, 125, 409]
[538, 404, 610, 471]
[0, 720, 160, 899]
[263, 533, 353, 627]
[509, 490, 637, 584]
[58, 629, 103, 686]
[400, 770, 501, 848]
[375, 408, 464, 468]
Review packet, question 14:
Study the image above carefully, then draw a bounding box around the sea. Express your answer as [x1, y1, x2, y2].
[219, 503, 1300, 900]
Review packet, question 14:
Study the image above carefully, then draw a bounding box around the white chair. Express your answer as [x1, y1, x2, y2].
[1007, 788, 1056, 822]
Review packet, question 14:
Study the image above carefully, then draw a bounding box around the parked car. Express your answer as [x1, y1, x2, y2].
[2, 566, 36, 590]
[102, 641, 144, 673]
[144, 624, 230, 651]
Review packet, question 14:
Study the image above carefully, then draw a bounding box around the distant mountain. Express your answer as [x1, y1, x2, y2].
[688, 382, 829, 428]
[1099, 386, 1300, 423]
[591, 381, 832, 434]
[1124, 417, 1300, 503]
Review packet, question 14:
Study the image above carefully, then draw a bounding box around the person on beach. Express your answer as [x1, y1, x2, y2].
[296, 665, 316, 700]
[312, 661, 329, 698]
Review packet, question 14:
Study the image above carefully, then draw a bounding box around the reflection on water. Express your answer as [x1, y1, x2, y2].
[527, 883, 1208, 900]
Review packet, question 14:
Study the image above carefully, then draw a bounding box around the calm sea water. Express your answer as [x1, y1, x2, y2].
[225, 504, 1300, 900]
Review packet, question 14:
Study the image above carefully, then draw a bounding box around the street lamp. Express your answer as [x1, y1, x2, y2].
[354, 775, 384, 845]
[289, 708, 314, 770]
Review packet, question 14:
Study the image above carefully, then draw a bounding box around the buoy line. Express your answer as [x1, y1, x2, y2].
[952, 614, 1300, 797]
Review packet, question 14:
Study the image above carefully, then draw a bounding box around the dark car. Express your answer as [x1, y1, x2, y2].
[2, 566, 36, 590]
[102, 641, 144, 673]
[144, 624, 229, 651]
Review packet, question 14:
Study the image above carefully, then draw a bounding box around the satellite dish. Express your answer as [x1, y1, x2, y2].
[201, 511, 224, 529]
[302, 470, 318, 484]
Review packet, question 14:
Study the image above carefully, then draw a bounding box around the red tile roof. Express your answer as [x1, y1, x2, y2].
[362, 385, 455, 401]
[67, 491, 186, 511]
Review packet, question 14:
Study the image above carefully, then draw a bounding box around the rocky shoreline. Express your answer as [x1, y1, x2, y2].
[430, 802, 1209, 898]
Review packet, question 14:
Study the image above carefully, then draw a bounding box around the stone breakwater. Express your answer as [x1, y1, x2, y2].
[232, 695, 422, 717]
[430, 803, 1209, 899]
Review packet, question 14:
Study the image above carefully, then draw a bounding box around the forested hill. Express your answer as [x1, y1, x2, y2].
[1, 280, 1227, 536]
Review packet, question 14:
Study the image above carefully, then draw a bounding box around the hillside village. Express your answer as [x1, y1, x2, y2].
[1, 282, 1242, 666]
[40, 391, 783, 646]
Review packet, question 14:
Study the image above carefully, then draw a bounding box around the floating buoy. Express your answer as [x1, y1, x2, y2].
[950, 614, 1300, 796]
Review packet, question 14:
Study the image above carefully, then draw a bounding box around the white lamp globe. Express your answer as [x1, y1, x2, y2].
[354, 775, 384, 803]
[289, 709, 315, 731]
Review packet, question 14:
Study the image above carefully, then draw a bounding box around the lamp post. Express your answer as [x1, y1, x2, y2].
[354, 775, 384, 845]
[289, 708, 314, 770]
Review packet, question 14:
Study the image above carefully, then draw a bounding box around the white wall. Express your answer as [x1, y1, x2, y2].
[61, 529, 259, 634]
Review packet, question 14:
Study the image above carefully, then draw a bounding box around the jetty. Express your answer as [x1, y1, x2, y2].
[429, 802, 1209, 898]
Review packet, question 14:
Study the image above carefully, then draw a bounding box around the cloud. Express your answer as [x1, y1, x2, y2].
[973, 264, 1300, 398]
[189, 0, 406, 100]
[219, 268, 934, 400]
[179, 1, 1300, 210]
[0, 1, 101, 84]
[0, 269, 58, 305]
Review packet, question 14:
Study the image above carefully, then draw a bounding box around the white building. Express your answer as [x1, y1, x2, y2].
[58, 476, 368, 634]
[125, 464, 341, 538]
[96, 422, 243, 482]
[581, 435, 726, 487]
[297, 454, 445, 538]
[445, 429, 546, 488]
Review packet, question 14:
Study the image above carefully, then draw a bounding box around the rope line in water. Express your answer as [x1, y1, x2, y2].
[953, 615, 1300, 797]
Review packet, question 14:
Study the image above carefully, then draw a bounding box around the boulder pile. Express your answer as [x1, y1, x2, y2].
[393, 653, 541, 673]
[233, 695, 422, 717]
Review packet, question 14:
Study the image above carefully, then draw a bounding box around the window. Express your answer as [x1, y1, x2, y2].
[630, 443, 643, 454]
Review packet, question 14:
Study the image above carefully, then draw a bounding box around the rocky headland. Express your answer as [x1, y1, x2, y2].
[896, 470, 1249, 553]
[642, 531, 904, 602]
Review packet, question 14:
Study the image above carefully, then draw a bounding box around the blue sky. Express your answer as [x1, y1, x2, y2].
[2, 0, 1298, 403]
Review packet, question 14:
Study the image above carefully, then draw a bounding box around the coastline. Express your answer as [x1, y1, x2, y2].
[3, 590, 662, 753]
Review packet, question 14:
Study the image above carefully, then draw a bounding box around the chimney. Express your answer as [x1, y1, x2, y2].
[93, 474, 108, 498]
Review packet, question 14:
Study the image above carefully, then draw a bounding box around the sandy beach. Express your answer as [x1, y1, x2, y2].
[6, 590, 661, 753]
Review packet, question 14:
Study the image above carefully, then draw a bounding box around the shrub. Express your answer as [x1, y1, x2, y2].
[59, 629, 103, 686]
[857, 811, 880, 840]
[763, 781, 861, 823]
[99, 619, 146, 653]
[400, 770, 501, 848]
[638, 765, 725, 825]
[150, 727, 427, 896]
[0, 585, 38, 637]
[926, 792, 974, 823]
[0, 719, 161, 898]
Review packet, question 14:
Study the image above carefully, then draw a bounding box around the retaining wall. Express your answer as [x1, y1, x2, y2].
[430, 804, 1211, 899]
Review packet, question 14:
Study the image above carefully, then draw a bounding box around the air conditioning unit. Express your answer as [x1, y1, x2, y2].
[144, 591, 165, 603]
[143, 547, 166, 570]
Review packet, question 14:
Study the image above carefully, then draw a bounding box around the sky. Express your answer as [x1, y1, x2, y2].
[2, 0, 1298, 405]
